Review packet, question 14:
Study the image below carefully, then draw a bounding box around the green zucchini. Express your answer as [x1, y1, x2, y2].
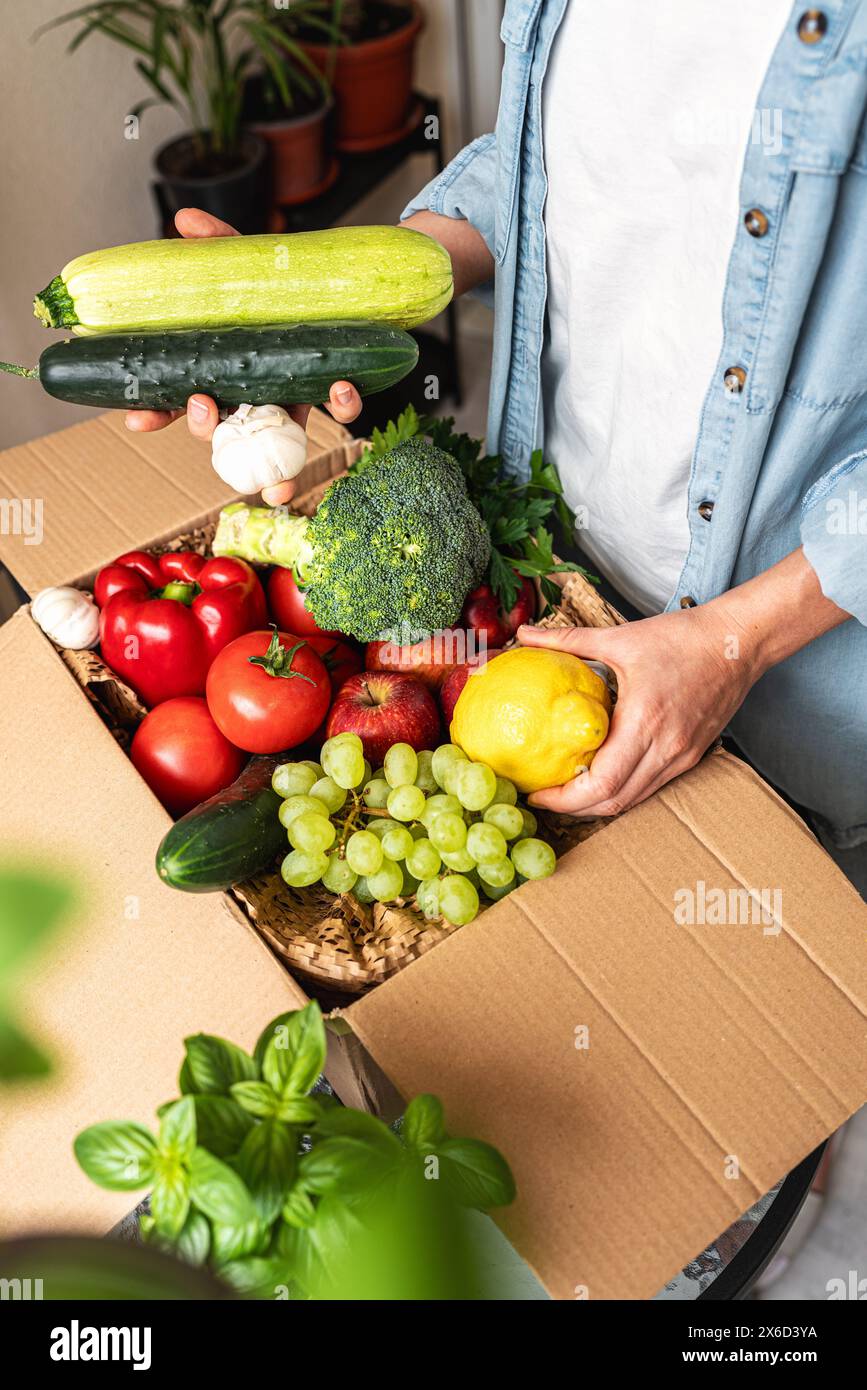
[1, 322, 418, 411]
[33, 226, 453, 334]
[156, 756, 284, 893]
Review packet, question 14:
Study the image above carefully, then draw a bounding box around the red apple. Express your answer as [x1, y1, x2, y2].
[326, 671, 441, 766]
[461, 575, 536, 647]
[440, 651, 504, 727]
[365, 628, 485, 691]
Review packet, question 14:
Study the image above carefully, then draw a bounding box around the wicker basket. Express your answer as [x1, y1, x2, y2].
[59, 475, 625, 997]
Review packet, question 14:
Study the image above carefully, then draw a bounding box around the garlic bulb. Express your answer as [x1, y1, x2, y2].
[211, 404, 308, 494]
[31, 585, 100, 649]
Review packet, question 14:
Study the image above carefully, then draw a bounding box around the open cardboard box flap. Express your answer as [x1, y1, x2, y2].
[1, 414, 866, 1299]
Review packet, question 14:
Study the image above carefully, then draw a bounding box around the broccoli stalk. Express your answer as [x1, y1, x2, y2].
[212, 502, 314, 579]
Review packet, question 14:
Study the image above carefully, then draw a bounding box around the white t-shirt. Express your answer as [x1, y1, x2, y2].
[541, 0, 790, 614]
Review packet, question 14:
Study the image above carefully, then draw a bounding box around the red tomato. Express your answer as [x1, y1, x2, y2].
[206, 628, 330, 754]
[130, 696, 245, 817]
[267, 567, 342, 638]
[303, 634, 363, 692]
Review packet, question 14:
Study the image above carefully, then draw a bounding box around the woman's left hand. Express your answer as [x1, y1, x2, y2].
[517, 604, 760, 816]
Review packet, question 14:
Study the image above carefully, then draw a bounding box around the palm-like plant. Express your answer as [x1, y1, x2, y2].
[37, 0, 336, 160]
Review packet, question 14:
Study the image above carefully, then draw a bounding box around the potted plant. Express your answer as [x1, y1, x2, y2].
[241, 1, 339, 208]
[39, 1, 326, 232]
[291, 0, 424, 153]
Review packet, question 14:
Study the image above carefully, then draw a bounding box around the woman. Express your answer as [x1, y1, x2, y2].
[133, 1, 866, 888]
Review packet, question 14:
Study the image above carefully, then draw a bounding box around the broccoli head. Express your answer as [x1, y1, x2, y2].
[303, 438, 491, 642]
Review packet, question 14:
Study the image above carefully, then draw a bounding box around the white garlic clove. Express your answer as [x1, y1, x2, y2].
[211, 403, 309, 494]
[31, 585, 101, 650]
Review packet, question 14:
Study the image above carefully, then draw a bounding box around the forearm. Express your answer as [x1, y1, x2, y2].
[401, 210, 495, 298]
[708, 547, 851, 678]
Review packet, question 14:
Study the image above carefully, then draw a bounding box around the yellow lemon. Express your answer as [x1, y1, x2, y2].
[450, 646, 611, 793]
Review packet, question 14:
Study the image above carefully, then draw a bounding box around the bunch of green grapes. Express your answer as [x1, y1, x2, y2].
[271, 734, 557, 927]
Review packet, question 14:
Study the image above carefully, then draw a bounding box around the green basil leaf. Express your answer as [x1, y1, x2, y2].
[437, 1138, 516, 1210]
[237, 1119, 297, 1224]
[73, 1122, 156, 1191]
[230, 1081, 279, 1119]
[298, 1137, 389, 1198]
[210, 1218, 266, 1265]
[150, 1164, 191, 1240]
[188, 1146, 258, 1226]
[174, 1208, 211, 1268]
[190, 1095, 255, 1158]
[313, 1105, 403, 1154]
[261, 1001, 326, 1099]
[182, 1034, 258, 1096]
[281, 1185, 316, 1230]
[401, 1095, 447, 1153]
[158, 1096, 196, 1162]
[274, 1095, 322, 1126]
[218, 1255, 292, 1300]
[178, 1056, 195, 1095]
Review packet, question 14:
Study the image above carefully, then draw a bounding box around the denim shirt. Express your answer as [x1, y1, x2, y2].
[404, 0, 867, 838]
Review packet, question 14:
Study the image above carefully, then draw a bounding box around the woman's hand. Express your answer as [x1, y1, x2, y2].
[518, 548, 850, 817]
[517, 605, 760, 817]
[124, 207, 363, 505]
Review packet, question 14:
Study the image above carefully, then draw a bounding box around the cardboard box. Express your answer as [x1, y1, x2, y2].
[1, 412, 866, 1300]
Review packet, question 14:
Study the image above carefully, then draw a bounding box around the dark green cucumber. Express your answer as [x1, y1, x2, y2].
[2, 321, 418, 410]
[156, 756, 285, 893]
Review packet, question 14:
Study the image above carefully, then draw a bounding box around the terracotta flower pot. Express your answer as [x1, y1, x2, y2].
[247, 97, 336, 206]
[301, 2, 423, 153]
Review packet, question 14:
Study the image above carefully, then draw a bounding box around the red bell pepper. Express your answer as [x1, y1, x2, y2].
[94, 549, 267, 707]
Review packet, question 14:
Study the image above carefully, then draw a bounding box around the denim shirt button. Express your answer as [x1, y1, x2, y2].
[797, 10, 828, 43]
[724, 365, 747, 394]
[680, 596, 698, 609]
[744, 208, 769, 237]
[698, 500, 715, 521]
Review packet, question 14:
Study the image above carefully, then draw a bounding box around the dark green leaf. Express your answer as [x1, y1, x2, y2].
[401, 1094, 447, 1152]
[488, 547, 521, 612]
[312, 1106, 402, 1155]
[437, 1138, 516, 1210]
[210, 1217, 266, 1265]
[178, 1055, 195, 1095]
[261, 1001, 325, 1099]
[74, 1121, 156, 1191]
[190, 1095, 254, 1157]
[237, 1120, 297, 1224]
[188, 1146, 257, 1226]
[0, 1014, 52, 1081]
[218, 1255, 292, 1299]
[182, 1034, 257, 1096]
[158, 1096, 196, 1162]
[230, 1081, 279, 1119]
[173, 1207, 210, 1268]
[274, 1095, 322, 1125]
[298, 1136, 390, 1198]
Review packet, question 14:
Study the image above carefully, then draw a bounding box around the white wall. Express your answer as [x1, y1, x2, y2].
[0, 0, 502, 450]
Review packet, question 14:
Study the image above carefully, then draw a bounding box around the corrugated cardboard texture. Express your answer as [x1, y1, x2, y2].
[0, 407, 352, 594]
[347, 749, 867, 1300]
[0, 610, 307, 1236]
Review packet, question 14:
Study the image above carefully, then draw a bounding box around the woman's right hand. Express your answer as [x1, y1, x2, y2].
[124, 207, 363, 504]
